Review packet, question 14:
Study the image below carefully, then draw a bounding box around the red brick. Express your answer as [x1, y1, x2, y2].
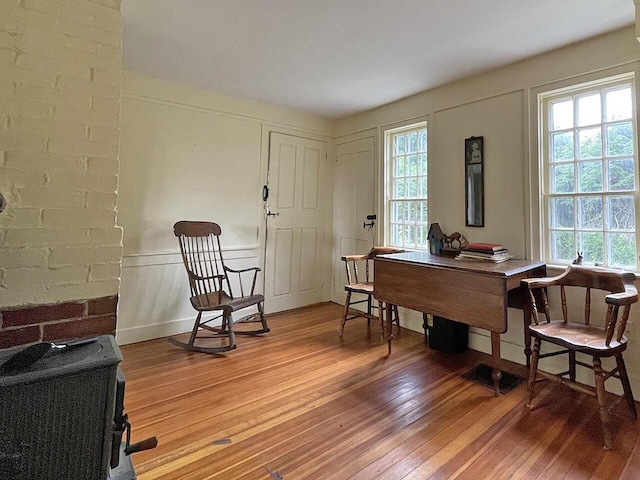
[87, 295, 118, 316]
[2, 302, 84, 327]
[0, 326, 41, 349]
[42, 314, 116, 342]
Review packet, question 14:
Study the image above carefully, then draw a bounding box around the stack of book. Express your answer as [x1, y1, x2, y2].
[456, 242, 512, 263]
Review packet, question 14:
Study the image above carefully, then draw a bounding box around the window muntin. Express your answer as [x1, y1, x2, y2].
[386, 124, 428, 249]
[542, 79, 638, 270]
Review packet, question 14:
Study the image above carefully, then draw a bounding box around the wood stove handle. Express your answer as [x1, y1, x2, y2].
[125, 436, 158, 455]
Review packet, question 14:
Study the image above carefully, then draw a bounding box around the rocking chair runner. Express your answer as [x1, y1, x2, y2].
[170, 221, 270, 354]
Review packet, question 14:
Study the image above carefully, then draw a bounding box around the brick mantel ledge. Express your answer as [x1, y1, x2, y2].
[0, 295, 118, 349]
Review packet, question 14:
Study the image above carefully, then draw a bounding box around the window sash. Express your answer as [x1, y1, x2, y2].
[540, 76, 639, 269]
[386, 123, 428, 249]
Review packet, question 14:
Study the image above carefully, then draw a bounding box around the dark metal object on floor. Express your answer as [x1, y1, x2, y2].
[461, 363, 525, 394]
[424, 314, 468, 354]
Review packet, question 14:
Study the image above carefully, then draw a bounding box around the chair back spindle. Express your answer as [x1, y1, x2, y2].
[605, 304, 618, 346]
[584, 287, 591, 326]
[176, 223, 231, 308]
[616, 304, 632, 343]
[560, 285, 568, 323]
[343, 259, 360, 286]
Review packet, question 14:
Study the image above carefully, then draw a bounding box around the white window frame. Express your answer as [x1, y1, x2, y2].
[383, 122, 428, 250]
[538, 72, 639, 271]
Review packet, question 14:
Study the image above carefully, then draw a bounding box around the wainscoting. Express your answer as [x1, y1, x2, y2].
[117, 246, 261, 345]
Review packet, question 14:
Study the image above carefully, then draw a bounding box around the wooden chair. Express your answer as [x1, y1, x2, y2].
[522, 265, 638, 449]
[340, 246, 404, 338]
[170, 221, 270, 353]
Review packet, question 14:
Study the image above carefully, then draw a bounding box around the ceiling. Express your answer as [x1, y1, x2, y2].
[121, 0, 636, 119]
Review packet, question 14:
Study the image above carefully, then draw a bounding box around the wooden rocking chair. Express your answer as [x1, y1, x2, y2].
[169, 221, 270, 354]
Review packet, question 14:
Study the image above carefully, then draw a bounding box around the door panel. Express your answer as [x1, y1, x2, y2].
[273, 228, 293, 297]
[333, 137, 376, 304]
[277, 144, 296, 207]
[265, 132, 329, 312]
[303, 149, 319, 208]
[300, 227, 317, 291]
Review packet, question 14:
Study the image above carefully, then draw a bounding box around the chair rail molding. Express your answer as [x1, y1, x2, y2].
[122, 246, 260, 268]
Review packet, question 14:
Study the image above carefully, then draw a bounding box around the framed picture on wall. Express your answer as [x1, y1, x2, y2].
[465, 136, 484, 227]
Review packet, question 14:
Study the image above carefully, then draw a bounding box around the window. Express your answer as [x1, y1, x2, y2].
[540, 75, 638, 270]
[385, 123, 428, 249]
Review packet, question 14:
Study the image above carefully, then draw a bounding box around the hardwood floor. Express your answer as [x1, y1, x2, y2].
[120, 303, 640, 479]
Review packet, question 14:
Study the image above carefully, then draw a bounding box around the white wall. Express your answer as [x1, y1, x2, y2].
[429, 91, 526, 257]
[334, 26, 640, 396]
[116, 71, 334, 344]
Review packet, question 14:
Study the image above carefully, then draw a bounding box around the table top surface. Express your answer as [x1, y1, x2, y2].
[375, 251, 545, 278]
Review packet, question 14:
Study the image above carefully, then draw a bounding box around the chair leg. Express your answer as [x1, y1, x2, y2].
[188, 312, 203, 346]
[366, 295, 372, 330]
[616, 354, 637, 418]
[340, 291, 352, 336]
[593, 356, 612, 450]
[393, 304, 400, 334]
[526, 337, 541, 407]
[225, 311, 236, 349]
[258, 301, 270, 333]
[569, 350, 576, 382]
[378, 300, 385, 344]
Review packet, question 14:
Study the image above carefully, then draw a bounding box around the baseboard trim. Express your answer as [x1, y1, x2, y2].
[116, 316, 194, 345]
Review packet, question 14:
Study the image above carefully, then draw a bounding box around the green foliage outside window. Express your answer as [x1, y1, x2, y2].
[546, 84, 637, 269]
[389, 125, 428, 249]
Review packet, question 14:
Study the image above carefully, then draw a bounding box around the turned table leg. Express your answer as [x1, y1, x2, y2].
[385, 302, 394, 355]
[491, 331, 502, 397]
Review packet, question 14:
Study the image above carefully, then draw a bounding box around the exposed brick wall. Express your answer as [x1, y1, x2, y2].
[0, 294, 117, 348]
[0, 1, 123, 346]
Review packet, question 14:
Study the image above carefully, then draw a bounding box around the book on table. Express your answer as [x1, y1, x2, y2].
[456, 242, 512, 263]
[456, 251, 513, 262]
[464, 242, 505, 252]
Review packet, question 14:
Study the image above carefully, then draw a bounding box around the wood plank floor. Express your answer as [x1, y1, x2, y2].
[120, 303, 640, 479]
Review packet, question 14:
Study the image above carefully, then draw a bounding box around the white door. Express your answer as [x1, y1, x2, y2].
[264, 132, 330, 313]
[333, 137, 376, 304]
